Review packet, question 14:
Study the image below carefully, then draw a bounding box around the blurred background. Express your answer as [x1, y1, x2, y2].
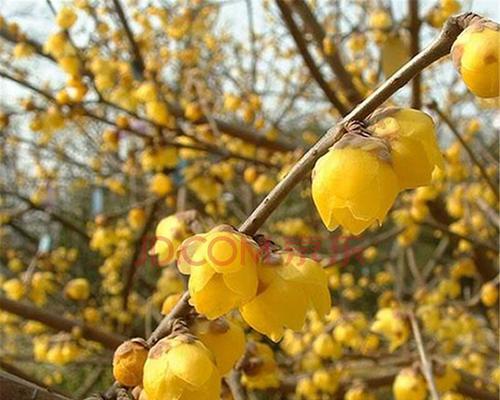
[0, 0, 498, 399]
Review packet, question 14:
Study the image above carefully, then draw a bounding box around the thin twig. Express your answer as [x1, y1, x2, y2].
[0, 297, 125, 349]
[276, 0, 348, 115]
[406, 247, 425, 287]
[291, 0, 363, 105]
[239, 12, 483, 236]
[409, 311, 440, 400]
[111, 0, 145, 77]
[409, 0, 422, 108]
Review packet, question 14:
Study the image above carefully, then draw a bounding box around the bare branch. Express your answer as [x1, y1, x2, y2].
[409, 311, 440, 400]
[239, 12, 482, 236]
[275, 0, 348, 115]
[0, 297, 125, 349]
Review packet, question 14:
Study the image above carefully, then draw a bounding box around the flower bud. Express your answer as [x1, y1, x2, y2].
[451, 20, 500, 98]
[113, 338, 149, 387]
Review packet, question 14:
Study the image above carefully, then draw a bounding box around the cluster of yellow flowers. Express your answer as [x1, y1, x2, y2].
[0, 1, 499, 399]
[312, 108, 443, 235]
[153, 224, 331, 342]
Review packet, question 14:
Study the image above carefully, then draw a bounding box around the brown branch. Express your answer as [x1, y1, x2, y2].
[0, 190, 89, 240]
[421, 219, 498, 253]
[0, 28, 55, 62]
[409, 311, 439, 400]
[6, 221, 39, 245]
[409, 0, 422, 108]
[111, 0, 145, 77]
[146, 291, 191, 347]
[0, 371, 72, 400]
[456, 382, 498, 400]
[0, 359, 68, 397]
[290, 0, 363, 106]
[0, 297, 125, 349]
[168, 103, 295, 152]
[477, 198, 500, 229]
[428, 101, 499, 200]
[239, 12, 483, 236]
[276, 0, 348, 115]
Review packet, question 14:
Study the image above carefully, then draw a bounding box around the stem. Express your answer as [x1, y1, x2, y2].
[111, 0, 145, 77]
[0, 371, 72, 400]
[0, 297, 125, 349]
[409, 0, 422, 108]
[146, 291, 191, 347]
[409, 312, 440, 400]
[291, 0, 363, 105]
[276, 0, 348, 115]
[239, 13, 478, 236]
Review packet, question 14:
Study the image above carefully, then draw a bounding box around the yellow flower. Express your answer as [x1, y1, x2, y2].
[345, 385, 376, 400]
[64, 278, 90, 301]
[451, 20, 500, 98]
[393, 368, 427, 400]
[312, 333, 342, 359]
[312, 133, 399, 235]
[150, 173, 173, 197]
[146, 100, 173, 127]
[241, 342, 280, 390]
[311, 368, 341, 394]
[135, 81, 158, 102]
[59, 56, 80, 76]
[13, 42, 34, 59]
[150, 214, 191, 266]
[3, 278, 25, 300]
[127, 207, 146, 230]
[368, 108, 443, 189]
[371, 307, 409, 352]
[143, 336, 221, 400]
[185, 102, 203, 121]
[480, 282, 498, 307]
[369, 9, 392, 30]
[178, 226, 259, 319]
[240, 251, 331, 341]
[113, 338, 149, 387]
[56, 7, 77, 29]
[161, 293, 182, 315]
[192, 317, 245, 375]
[252, 174, 276, 195]
[435, 364, 460, 393]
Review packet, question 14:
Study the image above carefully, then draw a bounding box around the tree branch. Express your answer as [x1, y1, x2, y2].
[291, 0, 363, 106]
[111, 0, 145, 77]
[409, 311, 439, 400]
[239, 12, 483, 236]
[0, 371, 72, 400]
[276, 0, 348, 115]
[0, 297, 125, 349]
[409, 0, 422, 108]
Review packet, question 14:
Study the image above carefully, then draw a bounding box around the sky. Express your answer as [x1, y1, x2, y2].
[0, 0, 498, 106]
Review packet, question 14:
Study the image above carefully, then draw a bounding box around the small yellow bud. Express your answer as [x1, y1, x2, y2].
[451, 20, 500, 98]
[113, 338, 149, 387]
[64, 278, 90, 301]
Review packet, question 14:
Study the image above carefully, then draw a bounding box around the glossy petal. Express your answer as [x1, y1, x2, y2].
[167, 343, 214, 387]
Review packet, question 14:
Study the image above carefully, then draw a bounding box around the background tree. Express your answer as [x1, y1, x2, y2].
[0, 0, 498, 399]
